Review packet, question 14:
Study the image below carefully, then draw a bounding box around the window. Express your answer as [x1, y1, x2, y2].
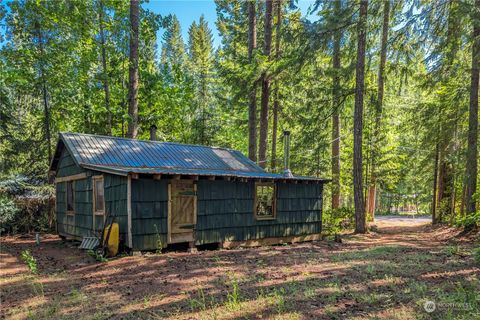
[254, 183, 276, 219]
[93, 176, 105, 214]
[66, 181, 75, 213]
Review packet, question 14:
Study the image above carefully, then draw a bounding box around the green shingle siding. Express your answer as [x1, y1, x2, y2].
[131, 179, 168, 250]
[104, 174, 128, 243]
[56, 148, 129, 242]
[55, 147, 323, 251]
[57, 150, 85, 177]
[194, 181, 323, 245]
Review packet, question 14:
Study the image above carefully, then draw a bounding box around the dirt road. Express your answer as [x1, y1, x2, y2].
[1, 218, 478, 319]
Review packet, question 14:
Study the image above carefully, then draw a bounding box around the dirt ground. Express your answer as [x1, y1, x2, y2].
[1, 218, 479, 320]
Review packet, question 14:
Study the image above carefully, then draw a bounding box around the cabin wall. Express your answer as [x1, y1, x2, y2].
[195, 180, 323, 245]
[56, 175, 93, 239]
[129, 179, 323, 250]
[104, 174, 128, 242]
[55, 147, 128, 242]
[56, 149, 85, 177]
[56, 148, 91, 239]
[131, 179, 168, 250]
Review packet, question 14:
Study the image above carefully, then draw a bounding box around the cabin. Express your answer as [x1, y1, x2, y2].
[49, 132, 328, 251]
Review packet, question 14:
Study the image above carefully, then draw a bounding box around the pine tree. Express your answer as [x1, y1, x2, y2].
[366, 0, 390, 220]
[354, 0, 368, 233]
[248, 0, 258, 162]
[259, 0, 274, 169]
[188, 15, 214, 144]
[162, 15, 186, 68]
[97, 0, 112, 135]
[465, 0, 479, 223]
[127, 0, 139, 138]
[331, 0, 342, 209]
[270, 0, 282, 171]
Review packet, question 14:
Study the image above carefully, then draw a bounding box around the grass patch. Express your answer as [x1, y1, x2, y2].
[21, 250, 37, 274]
[331, 245, 406, 262]
[225, 275, 241, 311]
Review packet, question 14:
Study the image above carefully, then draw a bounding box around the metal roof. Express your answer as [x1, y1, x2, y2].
[50, 132, 328, 182]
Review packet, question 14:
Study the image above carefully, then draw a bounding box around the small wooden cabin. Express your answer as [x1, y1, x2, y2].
[49, 132, 328, 251]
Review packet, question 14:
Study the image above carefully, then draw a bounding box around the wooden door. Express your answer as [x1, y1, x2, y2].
[168, 180, 197, 243]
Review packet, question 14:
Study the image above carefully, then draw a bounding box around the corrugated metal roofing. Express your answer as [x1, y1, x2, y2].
[51, 132, 328, 181]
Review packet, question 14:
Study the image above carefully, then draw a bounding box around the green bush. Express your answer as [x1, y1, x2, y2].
[322, 207, 354, 235]
[454, 211, 480, 228]
[0, 196, 19, 229]
[0, 174, 55, 233]
[21, 250, 38, 274]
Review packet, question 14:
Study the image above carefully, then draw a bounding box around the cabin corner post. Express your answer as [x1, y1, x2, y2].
[127, 174, 133, 248]
[167, 183, 172, 243]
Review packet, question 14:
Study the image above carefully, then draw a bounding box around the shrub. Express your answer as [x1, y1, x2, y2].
[0, 174, 55, 233]
[87, 249, 108, 263]
[455, 211, 480, 229]
[21, 250, 38, 274]
[322, 207, 354, 235]
[225, 276, 241, 311]
[0, 196, 19, 230]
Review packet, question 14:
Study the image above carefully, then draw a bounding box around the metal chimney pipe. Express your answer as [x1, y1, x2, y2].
[149, 124, 157, 141]
[283, 130, 293, 177]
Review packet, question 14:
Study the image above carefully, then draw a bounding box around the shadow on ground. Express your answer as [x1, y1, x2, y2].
[1, 220, 479, 319]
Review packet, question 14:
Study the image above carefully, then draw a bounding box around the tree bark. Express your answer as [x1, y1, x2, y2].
[35, 21, 52, 166]
[437, 155, 454, 222]
[331, 0, 342, 210]
[271, 89, 279, 170]
[258, 0, 273, 168]
[353, 0, 368, 234]
[271, 0, 282, 171]
[248, 0, 257, 162]
[366, 0, 390, 220]
[464, 0, 479, 221]
[432, 143, 439, 224]
[99, 0, 112, 135]
[127, 0, 139, 138]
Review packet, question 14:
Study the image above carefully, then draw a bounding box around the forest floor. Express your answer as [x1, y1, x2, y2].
[1, 218, 479, 320]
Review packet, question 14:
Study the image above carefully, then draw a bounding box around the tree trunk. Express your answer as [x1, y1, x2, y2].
[464, 0, 479, 222]
[35, 21, 52, 166]
[331, 0, 342, 210]
[353, 0, 368, 234]
[460, 181, 466, 216]
[248, 0, 257, 162]
[99, 0, 112, 135]
[438, 158, 454, 222]
[126, 0, 139, 138]
[437, 151, 446, 222]
[432, 143, 439, 224]
[271, 0, 282, 171]
[367, 0, 390, 220]
[271, 89, 279, 170]
[258, 0, 273, 168]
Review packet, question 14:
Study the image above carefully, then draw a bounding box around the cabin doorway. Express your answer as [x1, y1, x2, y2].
[168, 180, 197, 244]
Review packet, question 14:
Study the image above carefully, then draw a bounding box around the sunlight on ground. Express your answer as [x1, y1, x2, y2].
[1, 221, 479, 319]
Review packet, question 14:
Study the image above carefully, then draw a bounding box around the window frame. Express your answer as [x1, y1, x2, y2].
[254, 182, 277, 220]
[92, 175, 105, 216]
[66, 180, 75, 215]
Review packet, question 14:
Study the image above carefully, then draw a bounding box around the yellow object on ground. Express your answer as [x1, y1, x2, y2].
[103, 223, 119, 257]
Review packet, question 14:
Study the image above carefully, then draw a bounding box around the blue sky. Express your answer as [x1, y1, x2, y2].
[144, 0, 317, 49]
[0, 0, 317, 49]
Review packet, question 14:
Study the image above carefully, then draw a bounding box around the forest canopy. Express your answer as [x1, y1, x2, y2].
[0, 0, 478, 229]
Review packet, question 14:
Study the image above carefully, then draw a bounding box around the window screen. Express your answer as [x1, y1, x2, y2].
[66, 181, 74, 212]
[255, 184, 275, 219]
[94, 178, 105, 213]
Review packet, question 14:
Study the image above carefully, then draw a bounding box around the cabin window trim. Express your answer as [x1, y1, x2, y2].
[92, 175, 105, 215]
[254, 182, 277, 220]
[66, 180, 75, 215]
